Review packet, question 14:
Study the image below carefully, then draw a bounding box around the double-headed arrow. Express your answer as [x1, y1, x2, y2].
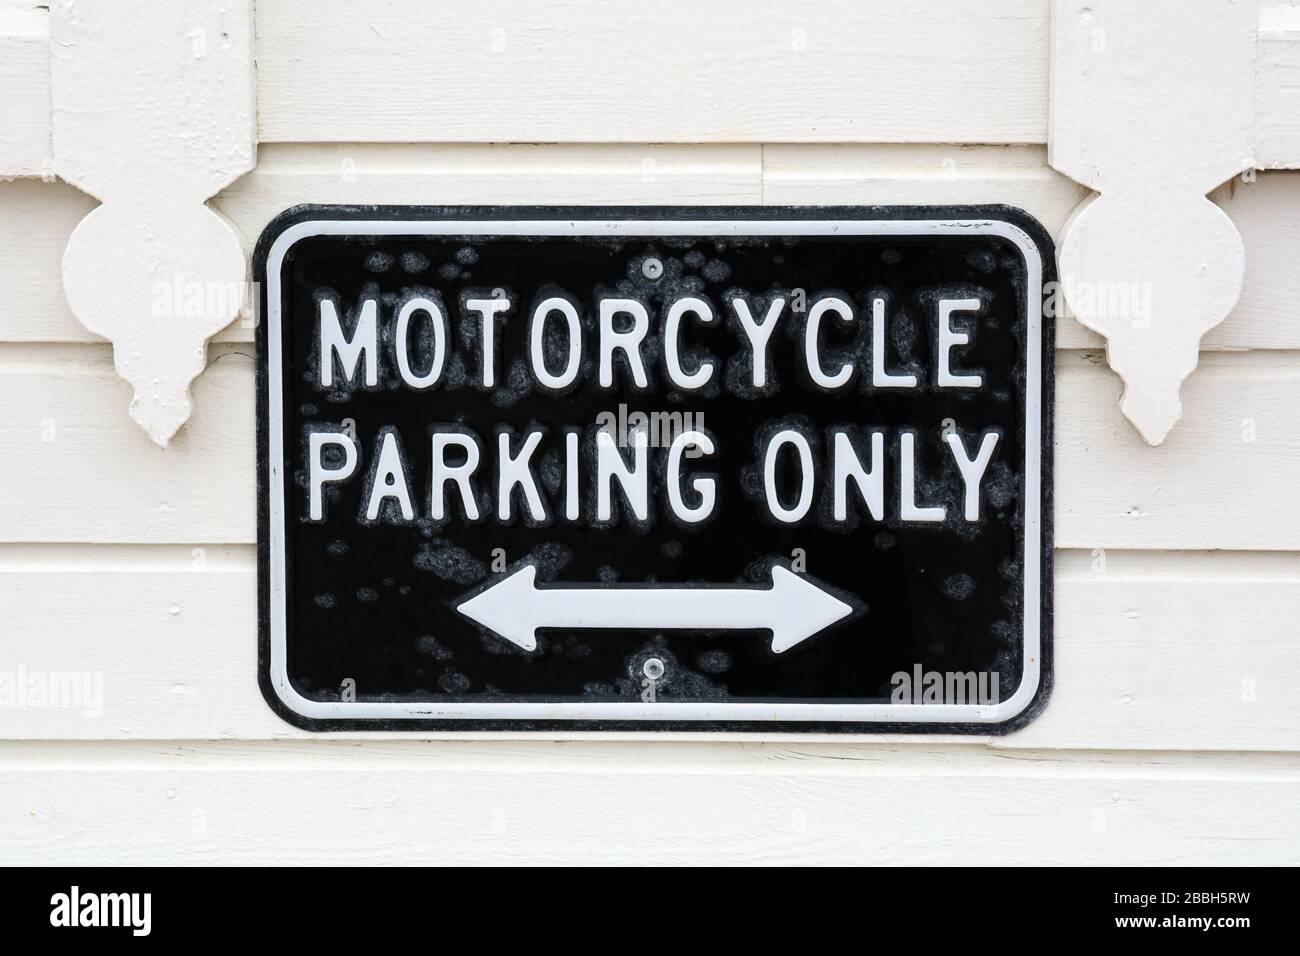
[456, 564, 856, 653]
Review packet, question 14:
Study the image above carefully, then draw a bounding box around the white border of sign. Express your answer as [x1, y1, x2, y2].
[265, 217, 1043, 724]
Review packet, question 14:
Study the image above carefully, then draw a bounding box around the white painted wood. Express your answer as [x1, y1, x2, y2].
[0, 180, 97, 342]
[1054, 351, 1300, 550]
[1208, 174, 1300, 349]
[7, 150, 1300, 351]
[218, 143, 764, 222]
[0, 347, 256, 544]
[1050, 0, 1255, 445]
[2, 548, 1297, 749]
[2, 348, 1296, 550]
[1013, 550, 1300, 750]
[50, 0, 256, 446]
[1256, 3, 1300, 168]
[762, 144, 1089, 238]
[253, 0, 1050, 144]
[0, 3, 52, 177]
[1, 742, 1296, 864]
[18, 0, 1300, 162]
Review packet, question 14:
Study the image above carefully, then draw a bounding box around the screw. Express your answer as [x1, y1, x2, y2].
[643, 658, 665, 680]
[642, 257, 663, 280]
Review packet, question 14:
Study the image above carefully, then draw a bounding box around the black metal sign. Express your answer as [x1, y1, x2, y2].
[256, 206, 1053, 732]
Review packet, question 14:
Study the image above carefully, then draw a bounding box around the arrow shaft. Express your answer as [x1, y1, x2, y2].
[530, 586, 773, 632]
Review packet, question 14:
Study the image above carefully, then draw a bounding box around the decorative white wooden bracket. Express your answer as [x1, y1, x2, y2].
[50, 0, 255, 446]
[1050, 0, 1300, 445]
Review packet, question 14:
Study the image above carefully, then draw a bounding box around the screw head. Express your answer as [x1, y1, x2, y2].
[642, 257, 663, 280]
[642, 657, 665, 680]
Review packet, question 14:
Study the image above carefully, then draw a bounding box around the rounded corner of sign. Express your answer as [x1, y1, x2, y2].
[260, 664, 336, 731]
[984, 665, 1050, 733]
[982, 209, 1053, 273]
[255, 209, 334, 279]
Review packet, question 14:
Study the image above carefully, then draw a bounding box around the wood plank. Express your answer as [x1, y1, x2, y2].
[1256, 4, 1300, 168]
[215, 143, 764, 239]
[0, 741, 1295, 863]
[253, 0, 1050, 144]
[0, 180, 98, 342]
[2, 348, 1297, 549]
[9, 149, 1300, 351]
[1211, 175, 1300, 347]
[1011, 549, 1300, 750]
[763, 144, 1089, 243]
[1054, 351, 1300, 549]
[0, 6, 52, 177]
[0, 346, 256, 543]
[1, 547, 1296, 749]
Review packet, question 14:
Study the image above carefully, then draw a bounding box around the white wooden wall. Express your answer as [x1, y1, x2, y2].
[2, 0, 1299, 865]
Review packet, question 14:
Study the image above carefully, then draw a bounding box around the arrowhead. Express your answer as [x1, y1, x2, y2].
[767, 567, 855, 653]
[456, 565, 540, 650]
